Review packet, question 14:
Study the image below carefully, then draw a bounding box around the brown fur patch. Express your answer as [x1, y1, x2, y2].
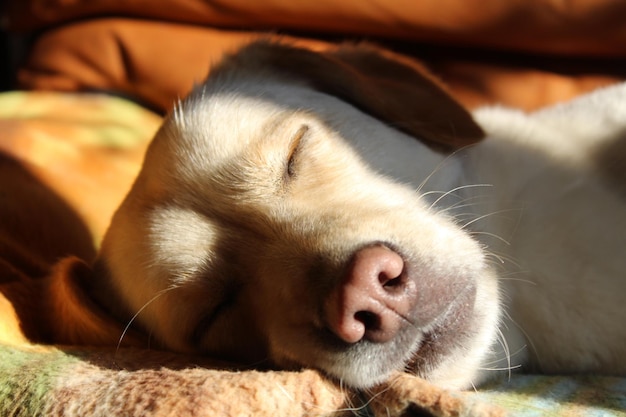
[215, 40, 485, 151]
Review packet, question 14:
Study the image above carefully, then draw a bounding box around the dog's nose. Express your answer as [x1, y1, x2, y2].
[325, 244, 417, 344]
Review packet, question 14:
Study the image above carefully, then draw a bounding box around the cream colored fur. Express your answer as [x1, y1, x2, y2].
[95, 42, 626, 390]
[470, 84, 626, 376]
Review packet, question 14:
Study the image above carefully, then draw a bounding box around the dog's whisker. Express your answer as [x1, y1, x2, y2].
[416, 149, 461, 195]
[332, 394, 370, 416]
[115, 286, 178, 356]
[436, 198, 494, 216]
[469, 231, 511, 246]
[478, 364, 523, 373]
[273, 381, 295, 403]
[496, 327, 513, 380]
[420, 189, 452, 198]
[483, 250, 524, 270]
[469, 380, 479, 393]
[424, 184, 493, 209]
[476, 330, 524, 378]
[420, 189, 479, 208]
[416, 144, 477, 195]
[481, 346, 527, 368]
[427, 184, 493, 211]
[501, 310, 538, 366]
[333, 380, 397, 416]
[459, 208, 521, 230]
[329, 379, 369, 415]
[478, 328, 526, 375]
[483, 251, 508, 266]
[497, 276, 537, 286]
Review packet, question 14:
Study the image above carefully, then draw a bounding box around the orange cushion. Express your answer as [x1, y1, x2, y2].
[6, 0, 626, 56]
[16, 19, 625, 113]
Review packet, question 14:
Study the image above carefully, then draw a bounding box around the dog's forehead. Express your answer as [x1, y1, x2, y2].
[154, 75, 458, 197]
[171, 90, 290, 163]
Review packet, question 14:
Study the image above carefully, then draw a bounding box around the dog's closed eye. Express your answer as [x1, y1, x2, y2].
[285, 125, 309, 181]
[190, 290, 239, 347]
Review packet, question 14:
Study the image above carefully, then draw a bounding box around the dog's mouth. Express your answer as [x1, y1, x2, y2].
[404, 281, 478, 377]
[289, 277, 480, 388]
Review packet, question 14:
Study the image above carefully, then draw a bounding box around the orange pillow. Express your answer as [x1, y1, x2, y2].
[6, 0, 626, 56]
[16, 19, 624, 113]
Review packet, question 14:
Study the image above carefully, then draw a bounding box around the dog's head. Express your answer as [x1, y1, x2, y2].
[95, 41, 500, 389]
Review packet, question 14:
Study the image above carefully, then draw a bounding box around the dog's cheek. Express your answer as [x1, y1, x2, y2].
[109, 205, 227, 353]
[245, 256, 327, 361]
[147, 207, 221, 284]
[201, 293, 271, 364]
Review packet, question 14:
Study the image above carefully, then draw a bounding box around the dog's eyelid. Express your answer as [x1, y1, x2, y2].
[190, 290, 238, 346]
[285, 124, 310, 180]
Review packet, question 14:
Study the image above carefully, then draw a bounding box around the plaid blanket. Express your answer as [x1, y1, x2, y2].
[0, 91, 624, 416]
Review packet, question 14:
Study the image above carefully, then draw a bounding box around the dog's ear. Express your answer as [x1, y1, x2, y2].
[227, 40, 484, 150]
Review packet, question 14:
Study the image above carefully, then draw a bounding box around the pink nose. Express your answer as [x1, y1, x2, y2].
[325, 244, 418, 344]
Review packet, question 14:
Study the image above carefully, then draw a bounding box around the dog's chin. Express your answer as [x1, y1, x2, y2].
[324, 335, 424, 388]
[404, 282, 483, 381]
[272, 280, 492, 389]
[270, 335, 421, 389]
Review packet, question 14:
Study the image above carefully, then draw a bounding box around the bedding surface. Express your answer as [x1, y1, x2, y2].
[2, 1, 626, 415]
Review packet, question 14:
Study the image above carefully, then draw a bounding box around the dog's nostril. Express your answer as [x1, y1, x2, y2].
[355, 310, 380, 331]
[324, 244, 413, 344]
[381, 274, 403, 289]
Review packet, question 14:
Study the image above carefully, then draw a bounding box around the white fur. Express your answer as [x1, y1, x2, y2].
[468, 84, 626, 376]
[98, 55, 626, 390]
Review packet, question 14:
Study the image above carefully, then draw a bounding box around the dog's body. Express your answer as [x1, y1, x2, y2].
[93, 41, 626, 390]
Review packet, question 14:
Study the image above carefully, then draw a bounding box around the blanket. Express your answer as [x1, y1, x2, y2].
[7, 1, 626, 113]
[3, 1, 626, 415]
[1, 91, 625, 417]
[0, 344, 508, 417]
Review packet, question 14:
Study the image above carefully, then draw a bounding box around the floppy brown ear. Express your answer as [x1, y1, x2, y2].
[227, 40, 484, 150]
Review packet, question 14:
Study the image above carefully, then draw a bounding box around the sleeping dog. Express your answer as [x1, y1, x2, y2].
[92, 40, 626, 389]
